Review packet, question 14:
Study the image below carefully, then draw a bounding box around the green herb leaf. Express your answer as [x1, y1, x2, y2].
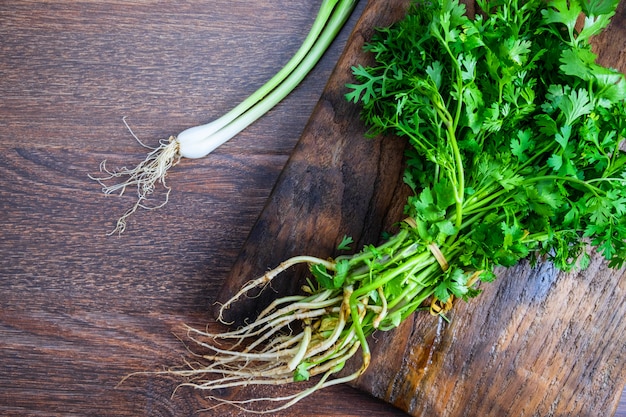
[337, 235, 354, 251]
[293, 362, 310, 382]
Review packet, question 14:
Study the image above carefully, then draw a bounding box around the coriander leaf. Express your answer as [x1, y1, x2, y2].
[433, 179, 456, 210]
[578, 14, 615, 42]
[506, 38, 532, 66]
[594, 68, 626, 103]
[479, 270, 497, 283]
[555, 125, 572, 149]
[311, 264, 334, 290]
[413, 187, 445, 222]
[389, 310, 403, 328]
[511, 129, 534, 162]
[581, 0, 620, 16]
[501, 222, 524, 247]
[345, 65, 383, 104]
[535, 113, 559, 135]
[436, 219, 458, 237]
[434, 282, 451, 304]
[435, 268, 469, 302]
[426, 61, 444, 89]
[334, 259, 350, 288]
[337, 235, 354, 251]
[293, 362, 310, 382]
[559, 48, 598, 80]
[560, 88, 594, 125]
[542, 0, 582, 42]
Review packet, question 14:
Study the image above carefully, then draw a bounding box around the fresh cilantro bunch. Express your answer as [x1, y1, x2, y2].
[183, 1, 626, 405]
[346, 0, 626, 283]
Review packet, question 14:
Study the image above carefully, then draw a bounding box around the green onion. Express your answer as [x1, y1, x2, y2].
[91, 0, 359, 234]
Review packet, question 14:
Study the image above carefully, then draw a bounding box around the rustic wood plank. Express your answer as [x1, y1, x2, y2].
[0, 1, 409, 416]
[218, 0, 626, 416]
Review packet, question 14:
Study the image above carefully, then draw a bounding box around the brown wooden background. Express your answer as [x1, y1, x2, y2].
[0, 1, 624, 417]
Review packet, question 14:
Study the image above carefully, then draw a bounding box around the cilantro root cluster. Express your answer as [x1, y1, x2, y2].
[173, 0, 626, 412]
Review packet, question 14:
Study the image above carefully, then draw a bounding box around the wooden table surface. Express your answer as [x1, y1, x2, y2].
[0, 1, 624, 417]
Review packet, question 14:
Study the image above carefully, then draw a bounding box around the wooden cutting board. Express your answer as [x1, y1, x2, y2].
[217, 0, 626, 415]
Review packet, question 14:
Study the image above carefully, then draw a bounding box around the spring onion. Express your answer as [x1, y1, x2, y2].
[91, 0, 359, 234]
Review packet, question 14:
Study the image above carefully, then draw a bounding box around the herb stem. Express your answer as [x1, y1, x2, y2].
[522, 175, 604, 197]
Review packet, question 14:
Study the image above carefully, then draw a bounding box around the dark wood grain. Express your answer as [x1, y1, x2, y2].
[0, 1, 409, 416]
[1, 0, 625, 416]
[218, 0, 626, 416]
[216, 0, 413, 324]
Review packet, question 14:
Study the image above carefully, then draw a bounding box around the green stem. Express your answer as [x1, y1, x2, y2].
[440, 32, 465, 226]
[522, 175, 604, 197]
[384, 264, 440, 311]
[448, 124, 465, 230]
[462, 184, 513, 215]
[202, 0, 356, 138]
[209, 0, 359, 141]
[341, 228, 411, 267]
[430, 98, 464, 233]
[347, 250, 434, 357]
[350, 252, 435, 304]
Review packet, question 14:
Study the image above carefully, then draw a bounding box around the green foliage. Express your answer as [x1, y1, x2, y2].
[293, 362, 311, 382]
[337, 235, 354, 251]
[288, 1, 625, 376]
[311, 260, 350, 290]
[434, 268, 471, 303]
[345, 0, 626, 292]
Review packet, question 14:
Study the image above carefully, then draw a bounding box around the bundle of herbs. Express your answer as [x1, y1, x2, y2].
[171, 0, 626, 412]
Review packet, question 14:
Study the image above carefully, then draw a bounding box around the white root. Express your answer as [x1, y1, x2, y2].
[372, 286, 388, 329]
[90, 124, 181, 235]
[256, 289, 334, 321]
[160, 260, 373, 414]
[287, 320, 312, 371]
[215, 255, 336, 323]
[116, 251, 387, 413]
[196, 371, 340, 414]
[197, 301, 339, 346]
[303, 286, 351, 359]
[180, 350, 366, 414]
